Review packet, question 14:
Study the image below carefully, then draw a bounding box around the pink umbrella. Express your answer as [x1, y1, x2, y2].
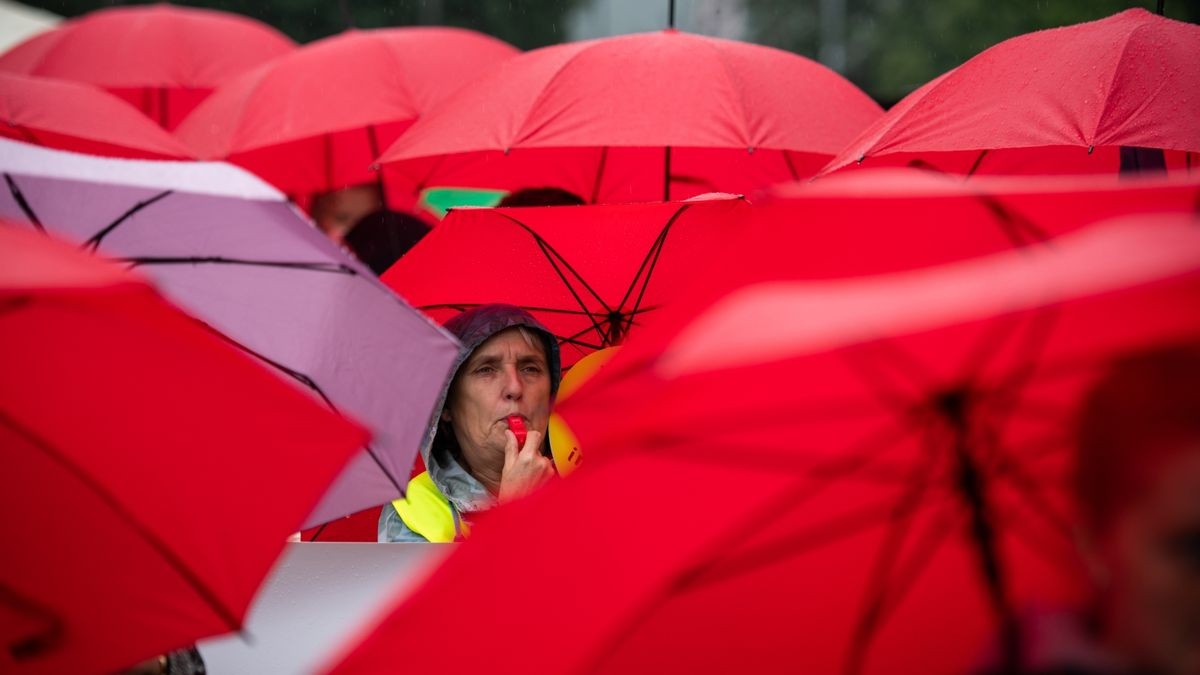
[176, 27, 517, 205]
[818, 10, 1200, 178]
[376, 29, 882, 205]
[0, 4, 295, 129]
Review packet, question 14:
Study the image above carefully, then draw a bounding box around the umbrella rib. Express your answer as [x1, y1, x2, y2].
[124, 257, 358, 275]
[420, 303, 596, 318]
[839, 346, 925, 418]
[958, 312, 1029, 379]
[851, 499, 962, 653]
[964, 149, 989, 178]
[193, 319, 407, 495]
[843, 444, 940, 675]
[3, 174, 45, 232]
[0, 578, 64, 661]
[584, 422, 923, 675]
[987, 442, 1074, 539]
[85, 190, 174, 249]
[0, 411, 244, 634]
[995, 498, 1082, 573]
[588, 146, 608, 204]
[782, 150, 801, 182]
[982, 306, 1061, 431]
[490, 211, 613, 344]
[973, 192, 1052, 246]
[492, 211, 614, 313]
[617, 204, 694, 341]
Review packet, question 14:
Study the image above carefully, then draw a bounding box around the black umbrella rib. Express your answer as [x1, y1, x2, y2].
[964, 149, 989, 178]
[0, 578, 64, 661]
[584, 424, 921, 675]
[125, 257, 358, 275]
[0, 411, 244, 634]
[421, 303, 594, 318]
[844, 503, 960, 675]
[974, 191, 1052, 247]
[4, 174, 44, 232]
[588, 146, 609, 204]
[492, 211, 612, 310]
[616, 203, 693, 336]
[492, 211, 613, 342]
[842, 450, 939, 675]
[192, 319, 406, 495]
[85, 190, 173, 249]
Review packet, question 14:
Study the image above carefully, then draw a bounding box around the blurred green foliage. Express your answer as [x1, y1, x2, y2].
[19, 0, 584, 49]
[745, 0, 1200, 105]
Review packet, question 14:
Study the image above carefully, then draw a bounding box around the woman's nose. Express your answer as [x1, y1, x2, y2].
[502, 365, 523, 399]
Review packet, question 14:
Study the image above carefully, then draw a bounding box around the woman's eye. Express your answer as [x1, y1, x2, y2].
[475, 366, 495, 375]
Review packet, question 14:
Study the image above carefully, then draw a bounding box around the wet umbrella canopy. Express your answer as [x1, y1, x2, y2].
[0, 72, 193, 160]
[376, 29, 882, 204]
[176, 27, 518, 203]
[818, 9, 1200, 178]
[329, 214, 1200, 675]
[383, 195, 751, 366]
[0, 138, 460, 528]
[0, 225, 367, 675]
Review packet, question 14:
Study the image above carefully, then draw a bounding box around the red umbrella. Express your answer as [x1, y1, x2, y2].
[375, 30, 882, 205]
[0, 4, 295, 129]
[552, 170, 1200, 408]
[818, 9, 1200, 178]
[382, 194, 750, 366]
[0, 72, 192, 159]
[327, 213, 1200, 675]
[0, 225, 367, 674]
[175, 27, 518, 204]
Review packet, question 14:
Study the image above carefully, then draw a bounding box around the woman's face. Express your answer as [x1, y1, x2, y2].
[443, 327, 552, 476]
[1094, 444, 1200, 675]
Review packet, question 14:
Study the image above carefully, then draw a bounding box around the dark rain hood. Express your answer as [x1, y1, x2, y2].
[420, 304, 562, 512]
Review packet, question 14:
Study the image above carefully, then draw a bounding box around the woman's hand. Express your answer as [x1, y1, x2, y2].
[498, 428, 555, 503]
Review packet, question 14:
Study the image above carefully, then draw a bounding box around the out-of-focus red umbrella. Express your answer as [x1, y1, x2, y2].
[376, 29, 882, 205]
[0, 72, 192, 159]
[0, 4, 295, 129]
[176, 27, 517, 205]
[327, 214, 1200, 675]
[0, 224, 367, 675]
[818, 9, 1200, 178]
[382, 194, 750, 366]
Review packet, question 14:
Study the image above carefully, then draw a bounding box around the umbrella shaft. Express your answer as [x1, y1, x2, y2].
[953, 436, 1022, 674]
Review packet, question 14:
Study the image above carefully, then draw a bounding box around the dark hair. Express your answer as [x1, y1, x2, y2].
[343, 209, 430, 275]
[496, 187, 586, 208]
[1075, 343, 1200, 532]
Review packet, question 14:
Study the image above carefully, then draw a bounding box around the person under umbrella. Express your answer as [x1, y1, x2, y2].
[379, 304, 561, 543]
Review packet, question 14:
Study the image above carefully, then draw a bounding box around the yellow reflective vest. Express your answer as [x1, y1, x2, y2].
[390, 471, 469, 543]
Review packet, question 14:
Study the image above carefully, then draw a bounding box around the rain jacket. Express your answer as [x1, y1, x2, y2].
[379, 304, 561, 543]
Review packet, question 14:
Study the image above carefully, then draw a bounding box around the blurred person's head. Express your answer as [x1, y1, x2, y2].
[311, 184, 383, 242]
[343, 209, 430, 275]
[1075, 344, 1200, 675]
[496, 187, 586, 208]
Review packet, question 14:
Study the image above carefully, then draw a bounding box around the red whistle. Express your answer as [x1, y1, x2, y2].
[506, 415, 527, 447]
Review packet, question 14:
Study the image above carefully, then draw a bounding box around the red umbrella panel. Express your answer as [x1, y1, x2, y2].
[175, 27, 518, 203]
[0, 225, 367, 675]
[818, 9, 1200, 178]
[382, 195, 751, 366]
[555, 170, 1200, 435]
[328, 214, 1200, 675]
[376, 29, 882, 205]
[0, 4, 296, 129]
[0, 73, 193, 159]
